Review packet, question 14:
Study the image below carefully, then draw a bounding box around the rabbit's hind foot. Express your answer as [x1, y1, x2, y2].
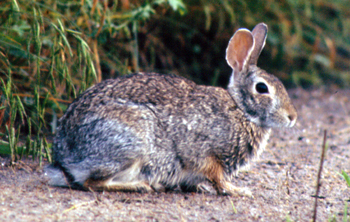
[83, 160, 154, 193]
[83, 179, 153, 193]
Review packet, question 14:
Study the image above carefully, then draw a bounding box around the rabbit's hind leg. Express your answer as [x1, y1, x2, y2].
[83, 160, 153, 193]
[84, 179, 153, 193]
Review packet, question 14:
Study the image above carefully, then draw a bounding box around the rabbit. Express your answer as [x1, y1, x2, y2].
[44, 23, 297, 196]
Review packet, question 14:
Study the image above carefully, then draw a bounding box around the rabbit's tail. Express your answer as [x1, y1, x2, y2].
[43, 164, 69, 187]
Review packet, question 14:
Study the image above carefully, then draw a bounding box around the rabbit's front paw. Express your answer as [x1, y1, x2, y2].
[197, 182, 216, 194]
[216, 181, 253, 198]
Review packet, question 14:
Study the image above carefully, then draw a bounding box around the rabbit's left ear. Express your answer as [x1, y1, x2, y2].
[226, 28, 255, 73]
[249, 23, 268, 65]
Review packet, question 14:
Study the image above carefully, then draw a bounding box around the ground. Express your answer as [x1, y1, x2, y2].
[0, 88, 349, 221]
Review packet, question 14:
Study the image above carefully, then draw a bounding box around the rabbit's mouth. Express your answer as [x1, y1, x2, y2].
[249, 112, 297, 129]
[287, 117, 297, 128]
[278, 113, 297, 128]
[277, 112, 297, 128]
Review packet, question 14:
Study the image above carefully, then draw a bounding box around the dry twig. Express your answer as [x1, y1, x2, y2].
[312, 130, 327, 222]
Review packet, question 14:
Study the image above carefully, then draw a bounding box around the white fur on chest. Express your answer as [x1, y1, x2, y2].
[256, 128, 271, 159]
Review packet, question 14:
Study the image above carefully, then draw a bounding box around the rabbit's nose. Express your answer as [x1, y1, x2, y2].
[288, 114, 296, 122]
[287, 113, 297, 127]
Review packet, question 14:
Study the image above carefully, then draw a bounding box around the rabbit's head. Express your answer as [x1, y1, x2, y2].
[226, 23, 297, 128]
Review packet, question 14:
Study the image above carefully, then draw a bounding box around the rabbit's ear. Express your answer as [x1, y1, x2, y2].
[249, 23, 268, 65]
[226, 28, 255, 74]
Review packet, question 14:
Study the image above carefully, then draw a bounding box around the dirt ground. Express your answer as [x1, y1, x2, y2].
[0, 88, 349, 221]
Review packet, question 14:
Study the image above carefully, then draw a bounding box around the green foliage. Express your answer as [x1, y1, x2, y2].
[340, 170, 350, 188]
[230, 200, 237, 214]
[333, 171, 350, 222]
[344, 202, 349, 222]
[285, 214, 294, 222]
[0, 0, 186, 162]
[187, 0, 350, 88]
[329, 215, 337, 222]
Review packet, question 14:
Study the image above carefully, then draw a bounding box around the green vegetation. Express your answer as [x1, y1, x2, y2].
[339, 170, 350, 222]
[1, 0, 350, 163]
[0, 0, 186, 163]
[329, 201, 350, 222]
[340, 170, 350, 188]
[344, 202, 349, 222]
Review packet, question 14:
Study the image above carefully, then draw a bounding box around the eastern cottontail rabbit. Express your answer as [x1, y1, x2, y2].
[45, 23, 297, 196]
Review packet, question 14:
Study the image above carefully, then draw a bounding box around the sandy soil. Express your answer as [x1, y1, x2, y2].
[0, 88, 349, 221]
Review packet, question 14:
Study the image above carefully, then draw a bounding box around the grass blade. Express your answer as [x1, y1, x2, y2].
[341, 171, 350, 188]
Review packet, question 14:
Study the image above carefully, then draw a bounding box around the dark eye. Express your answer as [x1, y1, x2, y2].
[256, 82, 269, 94]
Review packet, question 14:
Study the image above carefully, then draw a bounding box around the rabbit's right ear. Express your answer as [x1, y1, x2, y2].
[249, 23, 268, 65]
[225, 29, 255, 74]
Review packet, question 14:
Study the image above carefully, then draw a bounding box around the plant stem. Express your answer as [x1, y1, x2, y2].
[312, 130, 327, 222]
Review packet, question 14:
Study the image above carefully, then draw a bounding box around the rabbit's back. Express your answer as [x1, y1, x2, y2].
[58, 72, 240, 143]
[62, 73, 232, 118]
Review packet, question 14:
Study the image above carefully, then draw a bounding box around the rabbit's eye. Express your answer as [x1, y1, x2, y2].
[256, 82, 269, 94]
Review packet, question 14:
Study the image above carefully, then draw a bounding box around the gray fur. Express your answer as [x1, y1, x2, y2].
[45, 23, 297, 195]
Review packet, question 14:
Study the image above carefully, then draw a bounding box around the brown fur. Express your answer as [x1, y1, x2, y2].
[200, 156, 226, 194]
